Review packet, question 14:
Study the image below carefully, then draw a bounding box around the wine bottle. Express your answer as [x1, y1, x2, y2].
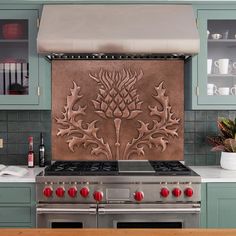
[28, 136, 34, 168]
[39, 132, 45, 167]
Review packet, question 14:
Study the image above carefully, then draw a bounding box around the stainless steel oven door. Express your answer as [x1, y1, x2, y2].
[98, 203, 200, 228]
[36, 204, 97, 228]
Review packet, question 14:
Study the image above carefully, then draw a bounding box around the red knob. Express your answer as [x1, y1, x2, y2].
[172, 188, 182, 197]
[184, 187, 193, 197]
[56, 187, 65, 198]
[68, 187, 77, 198]
[134, 191, 144, 202]
[43, 187, 53, 198]
[160, 188, 169, 198]
[80, 187, 89, 198]
[93, 191, 103, 202]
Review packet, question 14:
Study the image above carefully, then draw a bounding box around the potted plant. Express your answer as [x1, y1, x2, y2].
[208, 117, 236, 170]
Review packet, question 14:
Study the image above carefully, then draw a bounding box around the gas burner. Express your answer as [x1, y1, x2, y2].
[44, 161, 119, 176]
[150, 161, 191, 175]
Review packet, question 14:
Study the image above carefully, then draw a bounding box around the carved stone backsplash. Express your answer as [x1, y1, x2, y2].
[52, 60, 184, 160]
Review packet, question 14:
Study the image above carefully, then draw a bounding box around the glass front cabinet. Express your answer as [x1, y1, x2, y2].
[0, 9, 50, 109]
[190, 10, 236, 109]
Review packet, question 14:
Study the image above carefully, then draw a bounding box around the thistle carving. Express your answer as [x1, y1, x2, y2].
[55, 82, 112, 160]
[89, 69, 143, 159]
[55, 68, 180, 160]
[123, 82, 180, 159]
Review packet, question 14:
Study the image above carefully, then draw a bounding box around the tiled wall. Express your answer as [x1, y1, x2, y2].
[0, 110, 51, 165]
[0, 109, 235, 166]
[184, 110, 236, 166]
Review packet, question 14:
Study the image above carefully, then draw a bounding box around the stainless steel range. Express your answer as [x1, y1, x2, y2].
[36, 160, 201, 228]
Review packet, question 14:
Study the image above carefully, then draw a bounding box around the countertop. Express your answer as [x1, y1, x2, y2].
[190, 166, 236, 182]
[0, 165, 236, 183]
[0, 167, 44, 183]
[1, 229, 236, 236]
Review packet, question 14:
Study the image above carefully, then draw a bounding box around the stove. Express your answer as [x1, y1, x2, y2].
[36, 161, 201, 228]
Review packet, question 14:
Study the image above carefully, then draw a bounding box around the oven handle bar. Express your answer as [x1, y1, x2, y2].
[36, 208, 97, 214]
[98, 207, 201, 214]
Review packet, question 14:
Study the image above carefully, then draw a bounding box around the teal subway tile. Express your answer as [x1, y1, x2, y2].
[184, 122, 195, 132]
[206, 111, 218, 121]
[29, 111, 41, 121]
[18, 111, 30, 121]
[0, 122, 7, 132]
[195, 111, 207, 121]
[7, 122, 20, 132]
[7, 111, 18, 121]
[0, 111, 7, 121]
[194, 155, 207, 166]
[184, 111, 195, 121]
[195, 122, 206, 133]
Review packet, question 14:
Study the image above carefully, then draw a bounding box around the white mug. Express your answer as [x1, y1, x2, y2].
[207, 83, 217, 95]
[218, 87, 230, 95]
[214, 59, 231, 74]
[231, 85, 236, 95]
[207, 59, 213, 74]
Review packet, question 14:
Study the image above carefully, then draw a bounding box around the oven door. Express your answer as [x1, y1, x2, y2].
[36, 204, 97, 228]
[98, 203, 200, 228]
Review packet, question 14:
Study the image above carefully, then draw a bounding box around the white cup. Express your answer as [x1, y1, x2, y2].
[207, 83, 217, 95]
[218, 87, 230, 95]
[231, 85, 236, 95]
[214, 59, 231, 74]
[207, 59, 213, 74]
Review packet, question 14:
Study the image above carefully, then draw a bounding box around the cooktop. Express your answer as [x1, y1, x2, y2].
[43, 160, 194, 176]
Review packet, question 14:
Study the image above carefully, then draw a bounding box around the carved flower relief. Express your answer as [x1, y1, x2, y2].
[89, 69, 144, 120]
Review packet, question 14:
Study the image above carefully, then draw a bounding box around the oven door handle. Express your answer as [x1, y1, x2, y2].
[98, 207, 201, 214]
[37, 208, 97, 214]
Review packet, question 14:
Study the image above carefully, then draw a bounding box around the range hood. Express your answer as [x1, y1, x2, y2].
[37, 5, 199, 56]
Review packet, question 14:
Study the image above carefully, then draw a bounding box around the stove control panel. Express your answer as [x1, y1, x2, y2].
[38, 181, 200, 203]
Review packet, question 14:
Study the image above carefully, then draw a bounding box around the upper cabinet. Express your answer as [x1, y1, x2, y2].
[188, 9, 236, 110]
[0, 9, 50, 110]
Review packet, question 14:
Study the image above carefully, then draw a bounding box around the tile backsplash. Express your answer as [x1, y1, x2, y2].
[0, 110, 235, 166]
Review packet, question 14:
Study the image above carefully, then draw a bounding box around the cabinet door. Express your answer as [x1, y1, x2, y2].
[196, 10, 236, 109]
[207, 183, 236, 228]
[0, 10, 39, 105]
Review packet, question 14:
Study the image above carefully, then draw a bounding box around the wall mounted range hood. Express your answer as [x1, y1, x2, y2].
[37, 5, 199, 56]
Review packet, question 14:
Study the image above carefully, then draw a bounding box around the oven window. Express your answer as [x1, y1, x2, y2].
[51, 222, 83, 228]
[117, 222, 182, 228]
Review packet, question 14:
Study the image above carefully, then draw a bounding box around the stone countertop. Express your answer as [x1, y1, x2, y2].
[190, 166, 236, 183]
[0, 166, 44, 183]
[1, 165, 236, 183]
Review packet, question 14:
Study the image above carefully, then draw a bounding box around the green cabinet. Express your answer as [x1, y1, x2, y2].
[207, 183, 236, 228]
[0, 7, 51, 110]
[188, 8, 236, 109]
[201, 182, 236, 228]
[0, 183, 35, 228]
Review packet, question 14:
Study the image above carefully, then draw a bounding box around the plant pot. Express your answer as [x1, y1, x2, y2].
[220, 152, 236, 170]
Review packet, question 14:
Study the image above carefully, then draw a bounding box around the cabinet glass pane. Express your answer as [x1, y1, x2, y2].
[207, 20, 236, 97]
[0, 19, 29, 95]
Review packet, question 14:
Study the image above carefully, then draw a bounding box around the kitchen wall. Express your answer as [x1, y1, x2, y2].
[1, 109, 236, 165]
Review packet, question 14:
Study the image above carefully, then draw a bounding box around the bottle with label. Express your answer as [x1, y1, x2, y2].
[39, 132, 45, 167]
[28, 136, 34, 168]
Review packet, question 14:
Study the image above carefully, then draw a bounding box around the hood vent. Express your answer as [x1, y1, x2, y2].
[37, 5, 199, 57]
